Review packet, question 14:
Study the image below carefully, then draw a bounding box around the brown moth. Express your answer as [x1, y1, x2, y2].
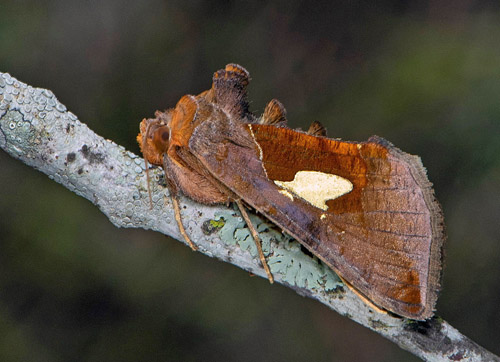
[137, 64, 445, 320]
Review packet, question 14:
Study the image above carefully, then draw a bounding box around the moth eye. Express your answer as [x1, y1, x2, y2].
[152, 126, 170, 152]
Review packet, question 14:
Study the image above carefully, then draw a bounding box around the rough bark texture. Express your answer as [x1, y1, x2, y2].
[0, 71, 498, 362]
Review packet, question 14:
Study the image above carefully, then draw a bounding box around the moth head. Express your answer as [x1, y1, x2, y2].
[137, 110, 172, 165]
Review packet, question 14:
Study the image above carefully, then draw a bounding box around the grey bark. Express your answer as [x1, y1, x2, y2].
[0, 71, 498, 362]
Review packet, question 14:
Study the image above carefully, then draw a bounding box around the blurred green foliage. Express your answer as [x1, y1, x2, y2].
[1, 1, 499, 361]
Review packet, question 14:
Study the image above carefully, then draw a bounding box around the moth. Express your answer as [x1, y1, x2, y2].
[137, 64, 445, 320]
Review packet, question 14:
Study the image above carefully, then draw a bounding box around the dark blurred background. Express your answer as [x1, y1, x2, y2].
[1, 1, 499, 361]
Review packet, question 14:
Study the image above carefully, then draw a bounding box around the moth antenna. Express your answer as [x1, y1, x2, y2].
[235, 199, 274, 284]
[142, 121, 154, 209]
[144, 158, 153, 209]
[307, 121, 327, 137]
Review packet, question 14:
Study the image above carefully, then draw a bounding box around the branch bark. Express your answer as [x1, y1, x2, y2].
[0, 71, 497, 362]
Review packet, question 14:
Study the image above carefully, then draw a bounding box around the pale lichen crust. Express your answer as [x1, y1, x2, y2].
[213, 208, 342, 291]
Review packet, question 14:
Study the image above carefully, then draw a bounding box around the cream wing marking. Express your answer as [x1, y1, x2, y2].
[248, 125, 353, 210]
[274, 171, 353, 211]
[279, 189, 294, 201]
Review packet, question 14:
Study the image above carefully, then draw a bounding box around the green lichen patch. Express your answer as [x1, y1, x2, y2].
[210, 218, 225, 229]
[214, 207, 342, 292]
[202, 218, 226, 235]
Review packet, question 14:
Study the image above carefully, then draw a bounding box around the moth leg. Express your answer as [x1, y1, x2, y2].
[235, 200, 274, 284]
[161, 155, 199, 252]
[171, 194, 198, 251]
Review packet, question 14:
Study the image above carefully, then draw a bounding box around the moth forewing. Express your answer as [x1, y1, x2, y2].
[187, 117, 444, 320]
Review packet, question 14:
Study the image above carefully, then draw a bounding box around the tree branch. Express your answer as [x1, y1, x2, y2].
[0, 71, 497, 362]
